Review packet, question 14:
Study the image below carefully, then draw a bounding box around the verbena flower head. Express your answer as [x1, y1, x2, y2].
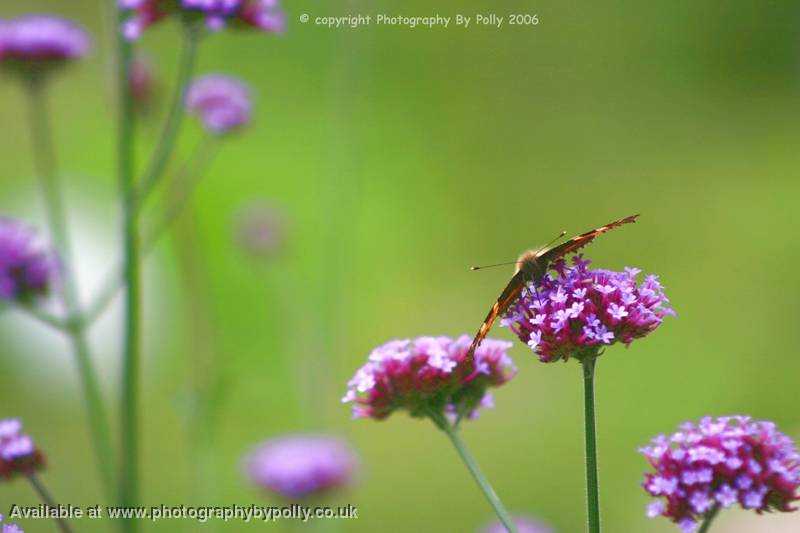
[0, 218, 58, 301]
[186, 74, 251, 134]
[641, 416, 800, 532]
[342, 335, 516, 422]
[0, 15, 90, 78]
[502, 255, 674, 363]
[245, 434, 359, 500]
[119, 0, 285, 40]
[0, 418, 45, 479]
[482, 514, 554, 533]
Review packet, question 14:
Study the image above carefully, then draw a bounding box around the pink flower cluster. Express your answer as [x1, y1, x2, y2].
[502, 255, 674, 362]
[641, 416, 800, 532]
[342, 335, 516, 422]
[119, 0, 285, 40]
[0, 418, 44, 480]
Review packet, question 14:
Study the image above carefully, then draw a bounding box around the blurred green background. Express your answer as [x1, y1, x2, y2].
[2, 1, 800, 532]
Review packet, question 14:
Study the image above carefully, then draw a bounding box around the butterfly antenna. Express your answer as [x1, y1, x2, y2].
[469, 260, 520, 271]
[547, 230, 568, 247]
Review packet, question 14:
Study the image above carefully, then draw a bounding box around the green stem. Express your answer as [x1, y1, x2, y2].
[26, 473, 74, 533]
[698, 505, 720, 533]
[582, 355, 600, 533]
[116, 7, 140, 531]
[12, 301, 67, 330]
[433, 414, 519, 533]
[82, 135, 219, 326]
[134, 24, 199, 210]
[24, 78, 116, 502]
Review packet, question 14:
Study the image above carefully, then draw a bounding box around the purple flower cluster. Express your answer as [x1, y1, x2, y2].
[502, 255, 674, 362]
[186, 75, 252, 134]
[0, 513, 24, 533]
[0, 418, 44, 480]
[641, 416, 800, 532]
[120, 0, 285, 40]
[245, 434, 358, 499]
[342, 335, 516, 421]
[0, 218, 58, 301]
[482, 515, 554, 533]
[0, 15, 89, 73]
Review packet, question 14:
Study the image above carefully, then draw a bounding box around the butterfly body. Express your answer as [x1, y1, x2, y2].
[465, 214, 640, 366]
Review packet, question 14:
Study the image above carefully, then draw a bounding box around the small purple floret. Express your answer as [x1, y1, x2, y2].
[245, 434, 358, 499]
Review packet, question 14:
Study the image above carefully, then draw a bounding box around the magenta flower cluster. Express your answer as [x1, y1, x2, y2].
[0, 418, 44, 480]
[0, 218, 58, 302]
[187, 75, 252, 134]
[119, 0, 285, 40]
[502, 255, 674, 362]
[342, 335, 516, 421]
[0, 15, 89, 71]
[641, 416, 800, 532]
[245, 434, 358, 499]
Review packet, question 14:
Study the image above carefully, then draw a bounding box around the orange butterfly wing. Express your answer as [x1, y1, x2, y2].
[465, 269, 527, 365]
[538, 214, 639, 264]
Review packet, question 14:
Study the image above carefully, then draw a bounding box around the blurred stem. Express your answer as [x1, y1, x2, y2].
[82, 135, 219, 325]
[582, 355, 600, 533]
[12, 301, 67, 330]
[116, 6, 140, 530]
[24, 78, 116, 503]
[698, 505, 720, 533]
[143, 134, 219, 246]
[26, 473, 74, 533]
[431, 413, 518, 533]
[134, 24, 199, 210]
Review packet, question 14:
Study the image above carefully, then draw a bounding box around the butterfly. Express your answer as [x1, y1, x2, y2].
[465, 214, 640, 365]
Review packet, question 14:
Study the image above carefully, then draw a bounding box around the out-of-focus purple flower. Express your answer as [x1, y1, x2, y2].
[130, 54, 156, 112]
[502, 255, 674, 363]
[0, 15, 89, 77]
[119, 0, 285, 40]
[186, 74, 251, 134]
[342, 335, 516, 421]
[234, 201, 287, 258]
[245, 434, 359, 500]
[0, 512, 24, 533]
[641, 416, 800, 532]
[0, 218, 58, 302]
[0, 418, 45, 480]
[482, 515, 555, 533]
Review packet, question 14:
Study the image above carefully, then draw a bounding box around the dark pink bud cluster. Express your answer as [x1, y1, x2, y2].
[503, 255, 674, 362]
[641, 416, 800, 532]
[342, 335, 516, 421]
